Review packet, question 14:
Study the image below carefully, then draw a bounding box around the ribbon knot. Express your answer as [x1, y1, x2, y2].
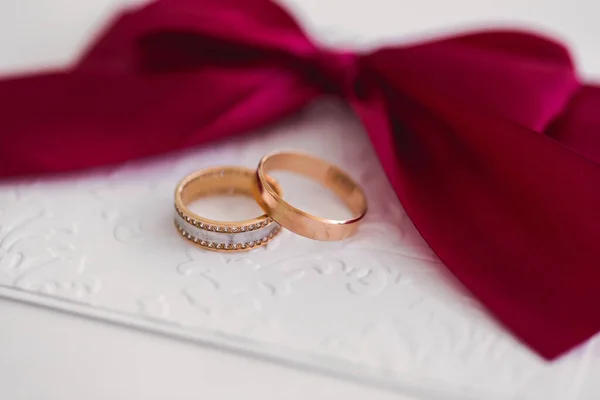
[312, 50, 360, 96]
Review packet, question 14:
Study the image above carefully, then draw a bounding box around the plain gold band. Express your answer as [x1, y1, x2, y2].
[174, 166, 282, 251]
[254, 151, 367, 241]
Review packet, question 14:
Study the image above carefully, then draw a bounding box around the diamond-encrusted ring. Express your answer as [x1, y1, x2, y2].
[254, 151, 367, 241]
[174, 167, 282, 251]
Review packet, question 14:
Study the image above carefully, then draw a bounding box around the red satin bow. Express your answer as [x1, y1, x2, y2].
[2, 0, 600, 360]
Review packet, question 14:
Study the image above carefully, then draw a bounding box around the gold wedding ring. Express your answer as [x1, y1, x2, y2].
[174, 166, 282, 252]
[254, 151, 367, 241]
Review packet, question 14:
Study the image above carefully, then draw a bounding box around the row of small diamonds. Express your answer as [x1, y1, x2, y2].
[175, 206, 272, 232]
[176, 222, 281, 251]
[174, 210, 280, 246]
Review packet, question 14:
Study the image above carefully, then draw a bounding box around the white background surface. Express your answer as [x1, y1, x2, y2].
[1, 1, 600, 400]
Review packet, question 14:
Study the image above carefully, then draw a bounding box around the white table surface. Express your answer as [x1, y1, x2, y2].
[1, 1, 600, 399]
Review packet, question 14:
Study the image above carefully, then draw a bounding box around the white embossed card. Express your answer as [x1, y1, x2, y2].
[0, 101, 597, 400]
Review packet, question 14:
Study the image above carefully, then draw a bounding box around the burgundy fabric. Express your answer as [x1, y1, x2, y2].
[2, 0, 600, 359]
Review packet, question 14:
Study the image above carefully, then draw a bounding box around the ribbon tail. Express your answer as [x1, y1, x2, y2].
[355, 78, 600, 359]
[349, 30, 600, 359]
[0, 69, 316, 178]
